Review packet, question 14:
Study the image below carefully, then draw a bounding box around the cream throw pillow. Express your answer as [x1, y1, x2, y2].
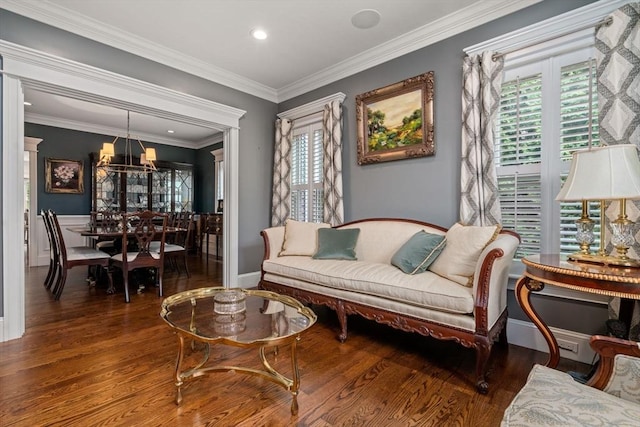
[428, 222, 501, 286]
[279, 219, 330, 256]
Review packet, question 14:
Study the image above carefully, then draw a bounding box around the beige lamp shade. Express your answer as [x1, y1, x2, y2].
[556, 144, 640, 202]
[101, 142, 115, 156]
[145, 148, 157, 162]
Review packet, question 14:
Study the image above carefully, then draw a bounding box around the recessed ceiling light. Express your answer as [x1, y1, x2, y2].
[250, 28, 268, 40]
[167, 130, 175, 134]
[351, 9, 381, 29]
[23, 101, 32, 106]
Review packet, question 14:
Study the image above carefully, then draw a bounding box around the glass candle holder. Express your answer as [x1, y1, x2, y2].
[213, 289, 246, 315]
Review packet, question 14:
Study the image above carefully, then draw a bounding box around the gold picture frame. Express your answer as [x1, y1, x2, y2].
[356, 71, 434, 165]
[45, 158, 84, 194]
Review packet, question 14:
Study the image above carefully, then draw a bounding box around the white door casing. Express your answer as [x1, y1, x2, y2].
[0, 40, 245, 341]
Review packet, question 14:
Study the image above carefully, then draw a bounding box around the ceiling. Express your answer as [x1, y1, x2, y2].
[3, 0, 539, 148]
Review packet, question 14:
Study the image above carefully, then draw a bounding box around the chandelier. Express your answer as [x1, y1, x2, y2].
[97, 111, 157, 172]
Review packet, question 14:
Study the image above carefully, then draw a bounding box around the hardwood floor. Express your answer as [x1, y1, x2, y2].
[1, 254, 590, 426]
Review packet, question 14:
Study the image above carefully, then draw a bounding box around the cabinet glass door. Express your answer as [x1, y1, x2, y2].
[174, 169, 193, 212]
[151, 169, 172, 213]
[125, 171, 149, 212]
[95, 166, 120, 211]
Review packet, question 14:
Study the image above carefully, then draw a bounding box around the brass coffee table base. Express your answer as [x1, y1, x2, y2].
[173, 334, 301, 414]
[161, 288, 316, 416]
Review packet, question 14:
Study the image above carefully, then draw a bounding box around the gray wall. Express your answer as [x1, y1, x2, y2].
[278, 0, 607, 334]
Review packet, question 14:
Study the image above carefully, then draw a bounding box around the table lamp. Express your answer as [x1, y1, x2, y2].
[556, 144, 640, 267]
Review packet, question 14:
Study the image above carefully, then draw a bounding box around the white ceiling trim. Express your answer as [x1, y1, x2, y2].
[24, 112, 200, 149]
[0, 40, 246, 129]
[464, 0, 627, 55]
[276, 0, 541, 102]
[2, 0, 541, 104]
[0, 0, 278, 102]
[277, 92, 346, 120]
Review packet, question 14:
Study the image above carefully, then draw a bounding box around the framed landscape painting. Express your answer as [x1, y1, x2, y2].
[356, 71, 434, 165]
[45, 158, 84, 194]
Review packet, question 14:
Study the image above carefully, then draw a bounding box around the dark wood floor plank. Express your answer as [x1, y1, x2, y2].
[0, 253, 589, 426]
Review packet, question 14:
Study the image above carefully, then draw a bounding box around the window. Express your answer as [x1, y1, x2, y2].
[495, 50, 600, 260]
[290, 117, 324, 223]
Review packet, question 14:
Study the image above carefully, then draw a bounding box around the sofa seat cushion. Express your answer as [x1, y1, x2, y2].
[501, 364, 640, 426]
[263, 257, 474, 314]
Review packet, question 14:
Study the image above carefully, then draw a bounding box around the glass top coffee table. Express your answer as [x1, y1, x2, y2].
[160, 287, 317, 415]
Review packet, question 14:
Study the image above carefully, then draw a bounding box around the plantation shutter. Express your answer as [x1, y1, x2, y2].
[495, 60, 599, 259]
[291, 131, 309, 221]
[495, 74, 543, 258]
[291, 122, 324, 222]
[311, 128, 324, 223]
[558, 60, 600, 254]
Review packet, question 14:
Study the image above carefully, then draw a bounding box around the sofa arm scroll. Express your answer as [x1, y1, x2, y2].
[260, 226, 285, 261]
[473, 231, 520, 332]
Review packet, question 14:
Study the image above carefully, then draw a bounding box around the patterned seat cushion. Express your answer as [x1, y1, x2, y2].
[501, 364, 640, 426]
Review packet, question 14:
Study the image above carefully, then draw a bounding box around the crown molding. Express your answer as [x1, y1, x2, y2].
[0, 40, 245, 129]
[276, 0, 541, 102]
[2, 0, 540, 104]
[195, 133, 224, 150]
[0, 0, 278, 102]
[24, 112, 199, 148]
[464, 0, 628, 56]
[277, 92, 346, 120]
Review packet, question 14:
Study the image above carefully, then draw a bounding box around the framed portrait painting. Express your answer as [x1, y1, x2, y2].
[45, 158, 84, 194]
[356, 71, 434, 165]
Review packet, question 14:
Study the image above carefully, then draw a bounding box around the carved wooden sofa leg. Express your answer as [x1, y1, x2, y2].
[336, 300, 348, 342]
[474, 336, 492, 394]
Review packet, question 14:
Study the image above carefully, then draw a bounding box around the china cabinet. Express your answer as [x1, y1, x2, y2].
[90, 153, 193, 213]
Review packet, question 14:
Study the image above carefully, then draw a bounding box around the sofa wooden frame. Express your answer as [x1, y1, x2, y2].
[259, 218, 520, 393]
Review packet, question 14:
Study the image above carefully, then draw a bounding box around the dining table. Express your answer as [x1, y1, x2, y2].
[67, 225, 186, 240]
[67, 225, 188, 294]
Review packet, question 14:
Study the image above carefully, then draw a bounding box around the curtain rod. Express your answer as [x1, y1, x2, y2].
[492, 16, 612, 62]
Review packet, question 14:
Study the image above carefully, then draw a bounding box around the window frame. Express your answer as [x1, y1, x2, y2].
[499, 47, 597, 263]
[290, 113, 324, 223]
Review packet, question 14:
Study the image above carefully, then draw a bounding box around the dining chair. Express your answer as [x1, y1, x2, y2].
[108, 210, 168, 303]
[199, 212, 223, 261]
[49, 210, 112, 300]
[91, 210, 120, 255]
[153, 211, 193, 277]
[41, 209, 60, 290]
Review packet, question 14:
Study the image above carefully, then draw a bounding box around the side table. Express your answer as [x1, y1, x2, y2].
[515, 254, 640, 368]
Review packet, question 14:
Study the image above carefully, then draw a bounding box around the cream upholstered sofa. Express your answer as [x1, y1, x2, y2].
[258, 218, 520, 393]
[502, 335, 640, 426]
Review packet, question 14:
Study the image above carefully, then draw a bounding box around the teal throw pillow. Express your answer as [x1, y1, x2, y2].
[391, 231, 446, 275]
[312, 228, 360, 260]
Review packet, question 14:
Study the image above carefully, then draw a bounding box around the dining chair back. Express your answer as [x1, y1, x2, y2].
[41, 209, 60, 290]
[91, 210, 120, 255]
[49, 210, 112, 300]
[108, 210, 168, 303]
[157, 211, 193, 277]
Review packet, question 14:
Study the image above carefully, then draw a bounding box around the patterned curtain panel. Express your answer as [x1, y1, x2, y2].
[460, 51, 504, 226]
[596, 2, 640, 341]
[322, 100, 344, 226]
[271, 118, 292, 227]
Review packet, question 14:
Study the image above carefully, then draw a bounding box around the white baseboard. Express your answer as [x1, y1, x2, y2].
[236, 271, 261, 289]
[507, 318, 596, 364]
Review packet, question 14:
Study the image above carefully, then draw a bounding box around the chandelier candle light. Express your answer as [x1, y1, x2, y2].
[556, 144, 640, 268]
[97, 111, 158, 172]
